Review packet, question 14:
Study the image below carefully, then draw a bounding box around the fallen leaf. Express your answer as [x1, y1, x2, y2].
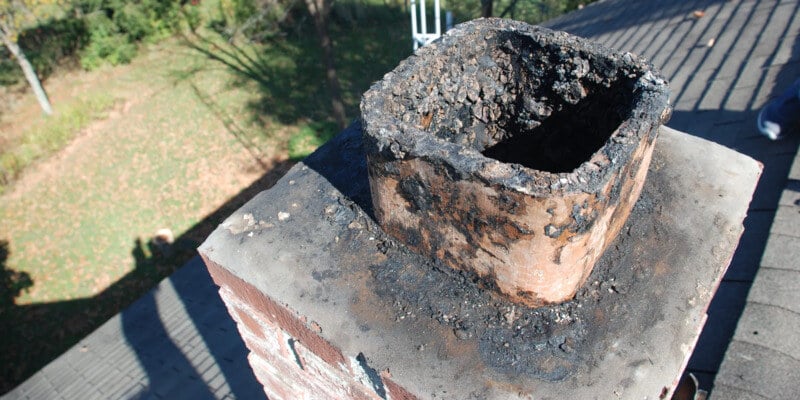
[692, 10, 706, 18]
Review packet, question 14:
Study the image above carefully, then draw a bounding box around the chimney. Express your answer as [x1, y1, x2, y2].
[200, 19, 761, 400]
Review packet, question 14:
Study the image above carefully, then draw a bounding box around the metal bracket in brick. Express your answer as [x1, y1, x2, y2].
[361, 19, 671, 306]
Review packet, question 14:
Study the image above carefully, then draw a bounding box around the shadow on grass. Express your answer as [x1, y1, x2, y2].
[0, 241, 33, 310]
[0, 18, 88, 86]
[0, 160, 293, 396]
[188, 81, 271, 170]
[177, 2, 410, 129]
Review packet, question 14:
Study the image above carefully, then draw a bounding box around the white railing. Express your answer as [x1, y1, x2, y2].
[410, 0, 441, 50]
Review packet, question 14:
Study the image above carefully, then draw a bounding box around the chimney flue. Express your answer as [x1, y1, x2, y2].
[361, 19, 671, 306]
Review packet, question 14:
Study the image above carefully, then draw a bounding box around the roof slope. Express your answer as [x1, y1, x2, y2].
[1, 257, 263, 400]
[547, 0, 800, 397]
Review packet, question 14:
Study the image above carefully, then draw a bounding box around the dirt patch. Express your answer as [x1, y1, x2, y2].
[1, 65, 123, 145]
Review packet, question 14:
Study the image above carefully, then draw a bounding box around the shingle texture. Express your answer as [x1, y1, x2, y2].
[547, 0, 800, 397]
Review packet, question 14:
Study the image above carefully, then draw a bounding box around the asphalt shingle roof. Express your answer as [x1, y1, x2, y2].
[2, 258, 263, 400]
[547, 0, 800, 397]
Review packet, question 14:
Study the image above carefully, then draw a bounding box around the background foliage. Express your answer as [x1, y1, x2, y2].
[445, 0, 590, 23]
[74, 0, 187, 69]
[1, 0, 594, 83]
[0, 0, 190, 78]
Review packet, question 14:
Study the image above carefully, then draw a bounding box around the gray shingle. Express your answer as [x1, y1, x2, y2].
[732, 303, 800, 360]
[716, 340, 800, 400]
[545, 2, 800, 399]
[761, 234, 800, 271]
[710, 383, 770, 400]
[1, 258, 261, 400]
[770, 204, 800, 237]
[748, 267, 800, 312]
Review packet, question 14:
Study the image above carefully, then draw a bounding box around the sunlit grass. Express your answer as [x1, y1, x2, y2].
[0, 93, 116, 192]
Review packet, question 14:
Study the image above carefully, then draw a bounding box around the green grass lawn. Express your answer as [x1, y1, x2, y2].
[0, 92, 116, 190]
[0, 3, 409, 391]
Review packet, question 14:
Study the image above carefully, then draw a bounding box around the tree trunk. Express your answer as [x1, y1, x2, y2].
[0, 27, 53, 115]
[499, 0, 520, 18]
[304, 0, 347, 129]
[481, 0, 494, 18]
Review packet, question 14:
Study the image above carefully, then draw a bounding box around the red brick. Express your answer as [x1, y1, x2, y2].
[348, 383, 385, 400]
[295, 343, 379, 400]
[203, 256, 348, 370]
[249, 354, 306, 400]
[230, 302, 264, 337]
[220, 288, 292, 360]
[361, 19, 669, 307]
[252, 351, 356, 400]
[381, 371, 419, 400]
[239, 331, 292, 368]
[202, 254, 386, 400]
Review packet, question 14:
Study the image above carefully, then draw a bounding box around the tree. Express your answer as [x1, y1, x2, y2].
[481, 0, 493, 17]
[303, 0, 347, 129]
[0, 0, 53, 115]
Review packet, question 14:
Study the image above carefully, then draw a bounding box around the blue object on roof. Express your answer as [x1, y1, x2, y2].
[758, 78, 800, 140]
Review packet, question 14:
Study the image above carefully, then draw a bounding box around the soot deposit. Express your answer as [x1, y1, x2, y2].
[367, 165, 673, 381]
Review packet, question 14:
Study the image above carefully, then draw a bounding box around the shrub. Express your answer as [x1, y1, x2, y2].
[447, 0, 596, 24]
[76, 0, 186, 70]
[80, 34, 137, 70]
[113, 3, 155, 41]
